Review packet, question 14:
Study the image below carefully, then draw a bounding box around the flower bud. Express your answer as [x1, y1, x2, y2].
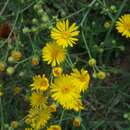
[88, 58, 96, 67]
[73, 117, 81, 127]
[6, 67, 15, 76]
[97, 71, 106, 80]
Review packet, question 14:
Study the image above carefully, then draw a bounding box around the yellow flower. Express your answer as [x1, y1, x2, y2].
[51, 19, 80, 48]
[116, 14, 130, 38]
[51, 75, 83, 111]
[52, 67, 62, 77]
[42, 42, 66, 66]
[30, 74, 49, 91]
[11, 50, 22, 61]
[47, 125, 62, 130]
[25, 107, 51, 130]
[73, 117, 81, 127]
[30, 92, 47, 108]
[71, 68, 90, 92]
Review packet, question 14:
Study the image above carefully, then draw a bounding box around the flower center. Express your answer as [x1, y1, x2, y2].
[62, 86, 70, 94]
[62, 31, 69, 39]
[39, 80, 48, 87]
[52, 48, 59, 58]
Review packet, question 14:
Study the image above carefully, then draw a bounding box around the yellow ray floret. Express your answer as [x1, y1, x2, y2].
[116, 14, 130, 38]
[42, 42, 66, 66]
[51, 19, 80, 48]
[51, 75, 83, 111]
[71, 68, 90, 92]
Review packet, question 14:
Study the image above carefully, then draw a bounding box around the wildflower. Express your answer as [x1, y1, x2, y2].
[11, 50, 22, 61]
[42, 42, 66, 66]
[31, 56, 39, 66]
[47, 125, 62, 130]
[11, 121, 19, 128]
[71, 69, 90, 92]
[30, 91, 47, 108]
[0, 62, 6, 72]
[88, 58, 96, 67]
[30, 74, 49, 91]
[52, 67, 62, 77]
[49, 103, 57, 112]
[116, 14, 130, 38]
[51, 19, 80, 48]
[97, 71, 106, 80]
[73, 117, 81, 127]
[26, 107, 51, 130]
[51, 75, 83, 111]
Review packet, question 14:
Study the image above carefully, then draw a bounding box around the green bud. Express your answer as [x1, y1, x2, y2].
[110, 5, 117, 13]
[31, 27, 38, 32]
[6, 67, 15, 76]
[32, 18, 38, 24]
[119, 46, 125, 51]
[41, 14, 49, 22]
[37, 9, 44, 15]
[124, 113, 129, 118]
[22, 27, 30, 33]
[88, 58, 96, 67]
[8, 56, 15, 63]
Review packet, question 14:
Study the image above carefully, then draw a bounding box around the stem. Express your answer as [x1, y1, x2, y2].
[80, 0, 97, 26]
[58, 110, 65, 125]
[0, 97, 4, 130]
[81, 31, 92, 58]
[0, 0, 10, 16]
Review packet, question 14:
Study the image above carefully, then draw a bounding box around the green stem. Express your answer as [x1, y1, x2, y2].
[0, 97, 4, 130]
[80, 0, 97, 26]
[81, 31, 92, 58]
[15, 56, 32, 68]
[0, 0, 10, 16]
[58, 110, 65, 125]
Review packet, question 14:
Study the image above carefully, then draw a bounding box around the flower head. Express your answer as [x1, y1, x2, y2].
[30, 92, 47, 108]
[42, 42, 66, 66]
[47, 125, 62, 130]
[116, 14, 130, 38]
[52, 67, 62, 77]
[51, 20, 80, 48]
[25, 107, 51, 130]
[30, 74, 49, 91]
[71, 68, 90, 92]
[51, 75, 83, 111]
